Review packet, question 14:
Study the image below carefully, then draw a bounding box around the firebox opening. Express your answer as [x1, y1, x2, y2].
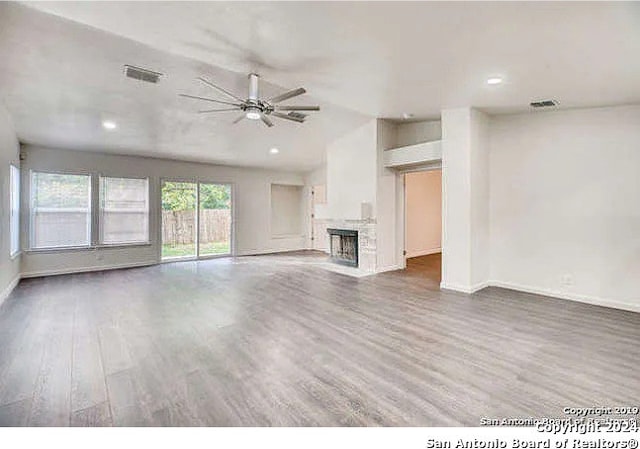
[327, 228, 358, 267]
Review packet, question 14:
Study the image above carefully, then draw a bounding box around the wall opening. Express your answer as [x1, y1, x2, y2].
[403, 168, 442, 285]
[271, 184, 304, 238]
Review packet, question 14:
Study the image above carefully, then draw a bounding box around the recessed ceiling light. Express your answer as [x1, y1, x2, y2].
[487, 77, 503, 85]
[402, 112, 414, 120]
[269, 147, 279, 154]
[102, 120, 117, 130]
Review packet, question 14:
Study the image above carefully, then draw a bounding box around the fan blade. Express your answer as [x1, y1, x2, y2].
[179, 93, 240, 107]
[197, 76, 244, 102]
[198, 108, 242, 113]
[260, 115, 274, 128]
[232, 114, 245, 124]
[271, 111, 305, 123]
[268, 87, 306, 104]
[274, 105, 320, 111]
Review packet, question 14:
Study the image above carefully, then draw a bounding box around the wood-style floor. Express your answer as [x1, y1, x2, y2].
[406, 253, 442, 287]
[0, 250, 638, 426]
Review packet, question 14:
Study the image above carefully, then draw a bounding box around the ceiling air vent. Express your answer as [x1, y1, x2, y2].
[123, 65, 163, 84]
[530, 99, 559, 108]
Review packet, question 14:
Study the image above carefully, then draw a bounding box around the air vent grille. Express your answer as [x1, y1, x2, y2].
[530, 99, 559, 108]
[123, 65, 163, 84]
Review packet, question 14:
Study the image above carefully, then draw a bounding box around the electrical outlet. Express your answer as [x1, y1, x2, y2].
[560, 274, 573, 287]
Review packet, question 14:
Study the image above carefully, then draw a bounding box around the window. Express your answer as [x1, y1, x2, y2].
[100, 176, 149, 244]
[9, 165, 20, 256]
[31, 172, 91, 249]
[270, 184, 304, 237]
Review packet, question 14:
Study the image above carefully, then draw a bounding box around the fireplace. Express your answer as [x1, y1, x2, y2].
[327, 228, 359, 267]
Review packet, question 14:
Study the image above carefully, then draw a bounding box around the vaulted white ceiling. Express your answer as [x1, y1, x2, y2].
[0, 3, 369, 171]
[1, 1, 639, 171]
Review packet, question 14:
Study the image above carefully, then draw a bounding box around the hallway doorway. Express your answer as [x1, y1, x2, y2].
[404, 169, 442, 285]
[405, 253, 441, 287]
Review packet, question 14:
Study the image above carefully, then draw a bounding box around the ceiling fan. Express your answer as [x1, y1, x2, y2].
[179, 73, 320, 127]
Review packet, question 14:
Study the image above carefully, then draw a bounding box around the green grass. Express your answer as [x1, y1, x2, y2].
[162, 241, 230, 258]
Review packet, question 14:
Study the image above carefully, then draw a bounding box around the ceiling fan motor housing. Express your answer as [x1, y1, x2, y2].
[179, 72, 320, 127]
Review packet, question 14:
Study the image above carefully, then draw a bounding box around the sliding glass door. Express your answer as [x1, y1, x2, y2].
[161, 181, 197, 259]
[161, 180, 232, 260]
[198, 183, 231, 256]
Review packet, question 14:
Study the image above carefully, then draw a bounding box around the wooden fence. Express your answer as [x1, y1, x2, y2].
[162, 209, 230, 245]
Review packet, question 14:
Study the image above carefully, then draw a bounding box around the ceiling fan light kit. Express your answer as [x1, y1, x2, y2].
[179, 73, 320, 127]
[245, 110, 261, 120]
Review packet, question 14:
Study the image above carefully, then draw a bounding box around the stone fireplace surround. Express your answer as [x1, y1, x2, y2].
[314, 219, 377, 274]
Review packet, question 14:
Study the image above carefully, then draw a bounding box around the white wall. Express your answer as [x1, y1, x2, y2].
[470, 109, 491, 287]
[405, 170, 442, 258]
[0, 102, 21, 303]
[490, 104, 640, 311]
[306, 165, 328, 220]
[441, 107, 490, 292]
[304, 165, 327, 250]
[305, 165, 327, 189]
[376, 119, 400, 271]
[441, 108, 471, 290]
[270, 184, 304, 237]
[20, 145, 306, 277]
[395, 120, 442, 147]
[326, 120, 378, 220]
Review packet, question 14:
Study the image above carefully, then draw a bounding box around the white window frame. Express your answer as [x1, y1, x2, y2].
[99, 175, 150, 245]
[29, 170, 93, 250]
[9, 164, 20, 257]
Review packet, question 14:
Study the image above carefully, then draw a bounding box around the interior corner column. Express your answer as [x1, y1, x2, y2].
[441, 107, 490, 293]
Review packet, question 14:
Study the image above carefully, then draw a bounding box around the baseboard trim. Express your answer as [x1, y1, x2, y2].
[21, 261, 156, 279]
[236, 247, 308, 257]
[406, 248, 441, 259]
[440, 281, 489, 294]
[487, 280, 640, 314]
[376, 264, 404, 274]
[20, 249, 310, 278]
[0, 274, 21, 307]
[441, 278, 639, 313]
